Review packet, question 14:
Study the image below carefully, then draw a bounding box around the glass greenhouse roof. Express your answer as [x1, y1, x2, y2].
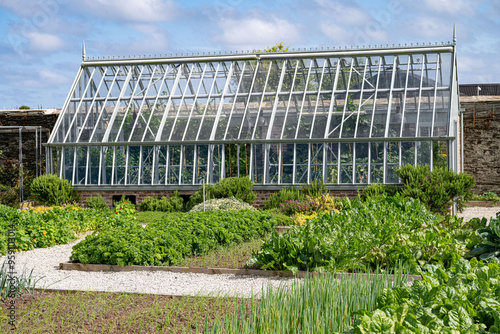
[49, 43, 458, 146]
[47, 42, 459, 188]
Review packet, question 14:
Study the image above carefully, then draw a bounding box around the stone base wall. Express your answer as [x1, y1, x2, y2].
[78, 189, 360, 210]
[460, 96, 500, 195]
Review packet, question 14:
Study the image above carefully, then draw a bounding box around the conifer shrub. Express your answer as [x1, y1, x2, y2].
[396, 164, 475, 215]
[30, 174, 80, 206]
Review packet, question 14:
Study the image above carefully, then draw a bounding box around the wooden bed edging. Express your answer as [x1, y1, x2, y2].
[59, 262, 421, 282]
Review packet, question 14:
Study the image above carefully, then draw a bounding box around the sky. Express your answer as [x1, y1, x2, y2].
[0, 0, 499, 110]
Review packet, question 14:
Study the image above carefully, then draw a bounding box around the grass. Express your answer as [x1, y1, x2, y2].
[1, 290, 240, 333]
[178, 238, 264, 269]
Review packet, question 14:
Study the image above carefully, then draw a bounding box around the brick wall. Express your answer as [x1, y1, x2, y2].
[460, 96, 500, 195]
[79, 188, 360, 209]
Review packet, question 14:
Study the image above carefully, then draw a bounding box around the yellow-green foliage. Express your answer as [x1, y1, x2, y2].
[307, 194, 342, 212]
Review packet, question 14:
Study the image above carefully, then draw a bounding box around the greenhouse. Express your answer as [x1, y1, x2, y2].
[46, 40, 459, 190]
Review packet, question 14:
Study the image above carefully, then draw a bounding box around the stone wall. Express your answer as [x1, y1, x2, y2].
[0, 109, 60, 168]
[460, 96, 500, 195]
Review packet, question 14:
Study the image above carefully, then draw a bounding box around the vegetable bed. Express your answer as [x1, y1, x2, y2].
[249, 195, 479, 273]
[71, 210, 282, 266]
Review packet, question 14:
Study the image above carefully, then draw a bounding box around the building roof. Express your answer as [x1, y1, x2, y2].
[459, 84, 500, 96]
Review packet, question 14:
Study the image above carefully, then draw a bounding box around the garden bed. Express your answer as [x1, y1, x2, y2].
[466, 200, 499, 207]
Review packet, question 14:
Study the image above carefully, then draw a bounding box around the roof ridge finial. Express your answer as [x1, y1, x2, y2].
[82, 40, 86, 61]
[453, 24, 456, 45]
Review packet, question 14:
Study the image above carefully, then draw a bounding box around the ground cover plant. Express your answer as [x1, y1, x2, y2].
[189, 197, 256, 213]
[249, 194, 476, 273]
[471, 192, 500, 204]
[70, 210, 282, 266]
[0, 204, 134, 255]
[206, 266, 410, 333]
[0, 290, 239, 333]
[351, 258, 500, 333]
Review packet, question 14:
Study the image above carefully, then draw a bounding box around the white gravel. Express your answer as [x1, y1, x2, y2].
[0, 237, 295, 298]
[457, 205, 500, 222]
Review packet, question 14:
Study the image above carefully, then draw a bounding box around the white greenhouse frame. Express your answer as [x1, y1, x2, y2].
[47, 38, 460, 191]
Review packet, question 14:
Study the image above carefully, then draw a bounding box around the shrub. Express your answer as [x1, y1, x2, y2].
[139, 191, 184, 212]
[189, 197, 256, 213]
[300, 178, 329, 198]
[361, 184, 401, 200]
[264, 186, 303, 210]
[186, 177, 256, 210]
[30, 174, 80, 206]
[0, 186, 19, 207]
[86, 195, 108, 210]
[396, 164, 475, 215]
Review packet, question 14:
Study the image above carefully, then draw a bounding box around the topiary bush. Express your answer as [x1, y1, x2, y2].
[186, 177, 256, 210]
[30, 174, 80, 206]
[139, 190, 184, 212]
[396, 164, 475, 215]
[86, 194, 109, 210]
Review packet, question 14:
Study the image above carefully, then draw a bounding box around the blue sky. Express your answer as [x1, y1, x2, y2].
[0, 0, 499, 109]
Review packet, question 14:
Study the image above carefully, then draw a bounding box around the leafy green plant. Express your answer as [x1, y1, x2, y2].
[86, 194, 108, 210]
[249, 195, 474, 273]
[113, 195, 137, 216]
[396, 164, 475, 215]
[352, 258, 500, 333]
[139, 191, 183, 212]
[0, 204, 133, 255]
[70, 210, 281, 266]
[465, 213, 500, 263]
[186, 177, 256, 210]
[0, 261, 41, 301]
[30, 174, 80, 206]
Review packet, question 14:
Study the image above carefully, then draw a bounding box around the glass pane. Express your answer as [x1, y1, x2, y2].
[326, 142, 338, 184]
[281, 143, 294, 183]
[295, 143, 308, 184]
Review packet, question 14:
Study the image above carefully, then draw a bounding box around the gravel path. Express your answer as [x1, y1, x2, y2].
[457, 205, 500, 221]
[3, 205, 498, 297]
[0, 237, 295, 298]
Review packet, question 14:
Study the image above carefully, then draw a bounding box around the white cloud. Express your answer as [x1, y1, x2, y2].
[422, 0, 474, 16]
[216, 17, 301, 49]
[94, 24, 169, 55]
[26, 32, 65, 52]
[39, 68, 71, 85]
[80, 0, 180, 22]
